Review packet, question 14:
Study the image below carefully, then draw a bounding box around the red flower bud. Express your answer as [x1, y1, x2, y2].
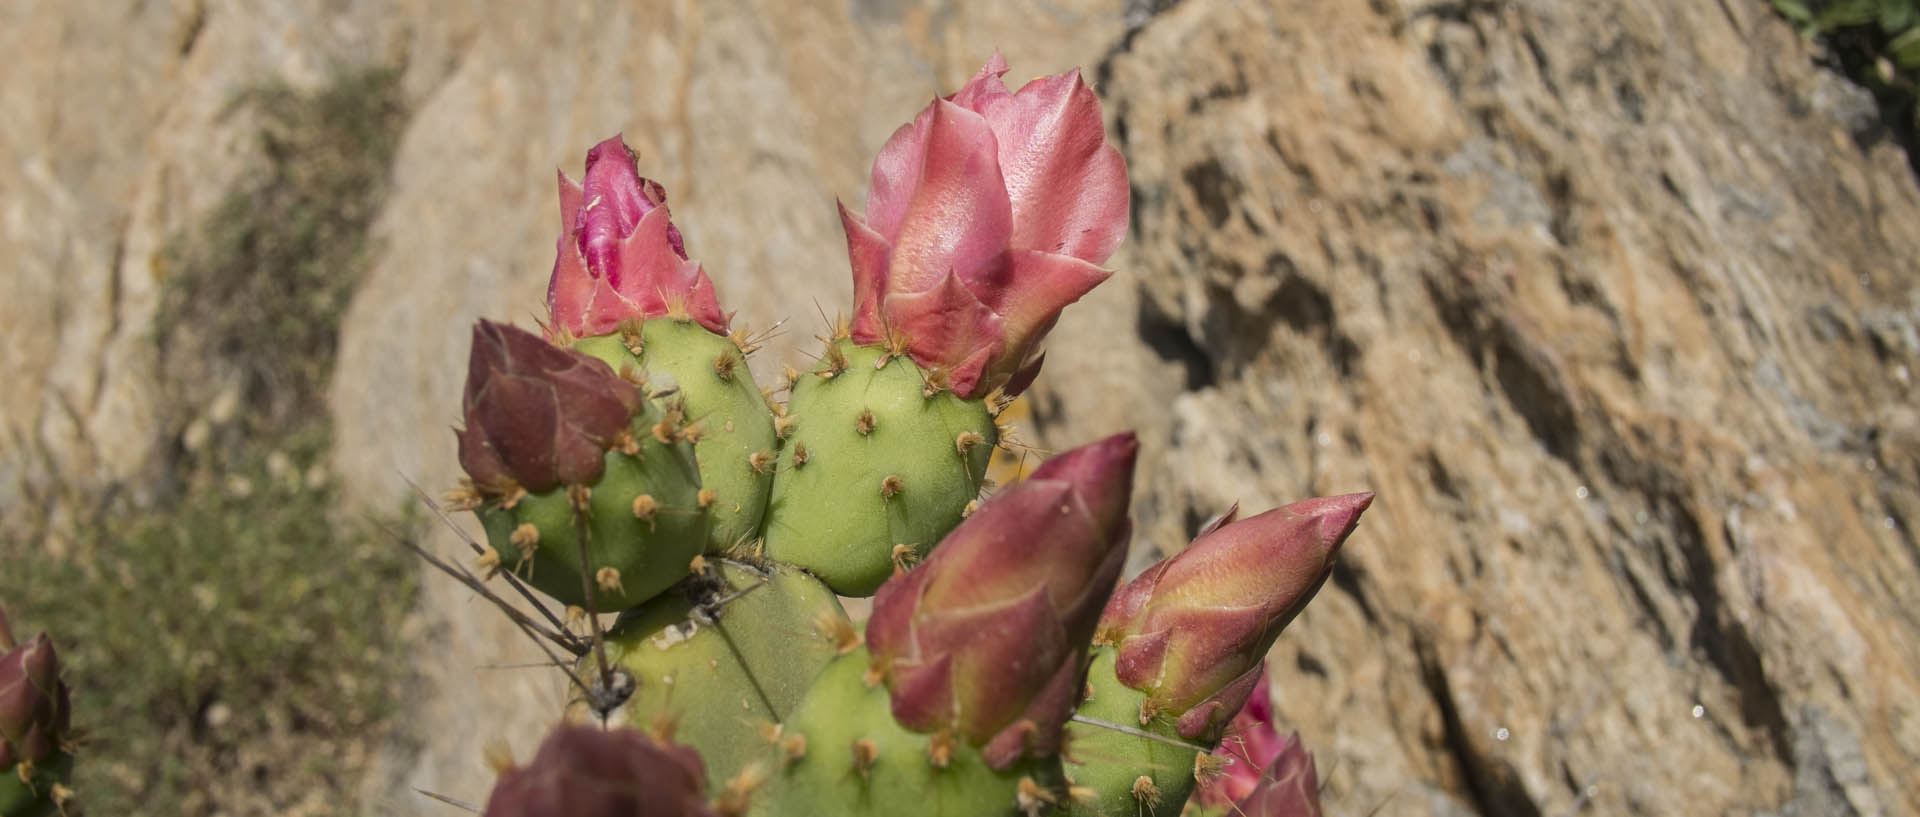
[1099, 492, 1372, 740]
[866, 433, 1138, 769]
[547, 135, 728, 337]
[0, 610, 71, 771]
[482, 725, 715, 817]
[840, 55, 1129, 398]
[456, 319, 642, 493]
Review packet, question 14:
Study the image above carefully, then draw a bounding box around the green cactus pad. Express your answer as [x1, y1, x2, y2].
[476, 395, 706, 611]
[594, 559, 850, 792]
[1061, 647, 1207, 817]
[0, 750, 72, 817]
[763, 340, 995, 595]
[756, 647, 1060, 817]
[575, 319, 780, 554]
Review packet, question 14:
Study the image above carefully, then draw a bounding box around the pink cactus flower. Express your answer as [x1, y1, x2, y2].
[839, 55, 1129, 398]
[865, 433, 1137, 769]
[1098, 492, 1373, 740]
[547, 135, 728, 338]
[1196, 686, 1323, 817]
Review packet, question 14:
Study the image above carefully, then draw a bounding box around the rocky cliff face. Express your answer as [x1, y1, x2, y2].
[5, 0, 1915, 814]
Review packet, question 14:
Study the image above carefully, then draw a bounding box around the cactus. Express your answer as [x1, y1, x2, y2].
[585, 559, 850, 791]
[415, 56, 1379, 817]
[761, 339, 995, 594]
[459, 319, 709, 611]
[550, 137, 780, 554]
[761, 55, 1129, 596]
[1067, 494, 1371, 816]
[0, 609, 75, 817]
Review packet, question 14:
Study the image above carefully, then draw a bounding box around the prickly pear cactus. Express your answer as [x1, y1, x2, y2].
[762, 339, 995, 595]
[584, 559, 850, 791]
[418, 56, 1377, 817]
[575, 319, 780, 556]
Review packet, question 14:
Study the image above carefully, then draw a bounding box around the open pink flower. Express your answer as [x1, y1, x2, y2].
[840, 55, 1129, 398]
[547, 135, 728, 338]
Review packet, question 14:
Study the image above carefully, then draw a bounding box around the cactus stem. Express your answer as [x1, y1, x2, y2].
[631, 494, 658, 527]
[927, 729, 956, 768]
[565, 605, 589, 629]
[1131, 775, 1162, 807]
[1137, 697, 1160, 726]
[773, 415, 796, 440]
[781, 733, 808, 762]
[961, 499, 980, 518]
[822, 344, 849, 378]
[855, 409, 877, 436]
[612, 429, 642, 456]
[652, 405, 685, 443]
[689, 554, 711, 576]
[851, 738, 879, 780]
[748, 449, 776, 475]
[596, 566, 625, 594]
[791, 442, 810, 468]
[1193, 749, 1229, 787]
[498, 483, 528, 509]
[567, 484, 592, 511]
[618, 321, 645, 355]
[815, 607, 860, 655]
[714, 351, 740, 381]
[880, 474, 903, 499]
[1016, 776, 1058, 817]
[683, 421, 706, 444]
[698, 489, 718, 509]
[618, 362, 647, 387]
[921, 367, 952, 397]
[890, 544, 921, 576]
[955, 431, 986, 455]
[782, 364, 802, 391]
[473, 545, 502, 580]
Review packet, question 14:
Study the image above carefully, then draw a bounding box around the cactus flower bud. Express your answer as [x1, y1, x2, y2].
[865, 432, 1137, 769]
[456, 319, 643, 494]
[547, 135, 728, 338]
[1097, 492, 1372, 740]
[0, 610, 72, 774]
[482, 725, 716, 817]
[839, 54, 1129, 398]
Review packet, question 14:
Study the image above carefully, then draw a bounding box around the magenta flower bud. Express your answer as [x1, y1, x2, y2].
[840, 54, 1130, 398]
[456, 319, 642, 494]
[547, 135, 728, 338]
[482, 725, 715, 817]
[865, 433, 1138, 769]
[1098, 492, 1372, 740]
[0, 611, 71, 772]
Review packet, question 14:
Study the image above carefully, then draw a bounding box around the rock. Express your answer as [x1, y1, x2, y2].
[1039, 0, 1920, 814]
[4, 0, 1916, 814]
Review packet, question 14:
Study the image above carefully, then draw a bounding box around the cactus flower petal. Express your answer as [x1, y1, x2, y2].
[547, 135, 727, 338]
[1099, 492, 1372, 739]
[841, 57, 1129, 398]
[1195, 670, 1322, 816]
[457, 320, 642, 494]
[866, 433, 1138, 768]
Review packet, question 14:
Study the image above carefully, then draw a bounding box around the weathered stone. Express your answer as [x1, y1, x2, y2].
[5, 0, 1916, 814]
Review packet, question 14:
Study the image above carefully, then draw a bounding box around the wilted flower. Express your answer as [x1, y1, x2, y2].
[865, 433, 1137, 768]
[456, 319, 642, 494]
[839, 54, 1129, 398]
[1097, 492, 1372, 740]
[547, 135, 727, 338]
[483, 725, 715, 817]
[0, 607, 71, 774]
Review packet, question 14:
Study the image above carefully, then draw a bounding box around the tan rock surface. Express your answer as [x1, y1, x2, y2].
[6, 0, 1917, 814]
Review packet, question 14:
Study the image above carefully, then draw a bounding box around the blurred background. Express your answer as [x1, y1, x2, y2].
[3, 0, 1917, 815]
